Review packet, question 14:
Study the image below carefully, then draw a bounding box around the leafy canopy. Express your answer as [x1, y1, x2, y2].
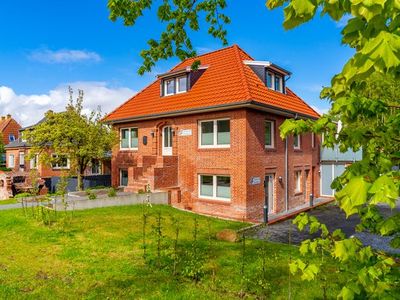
[108, 0, 230, 74]
[24, 88, 118, 190]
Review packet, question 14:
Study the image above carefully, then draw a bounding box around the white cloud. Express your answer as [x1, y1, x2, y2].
[0, 82, 135, 126]
[29, 48, 101, 64]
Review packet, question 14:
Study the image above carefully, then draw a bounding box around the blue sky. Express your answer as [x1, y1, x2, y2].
[0, 0, 353, 126]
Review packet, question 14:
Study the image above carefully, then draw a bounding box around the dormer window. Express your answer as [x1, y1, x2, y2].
[163, 75, 188, 96]
[265, 70, 284, 93]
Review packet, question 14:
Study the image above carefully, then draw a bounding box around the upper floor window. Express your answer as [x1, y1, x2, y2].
[163, 75, 188, 96]
[265, 120, 275, 148]
[265, 70, 284, 93]
[199, 119, 230, 148]
[51, 154, 69, 169]
[30, 154, 39, 169]
[294, 170, 302, 193]
[19, 152, 25, 167]
[120, 128, 138, 150]
[8, 154, 15, 168]
[294, 134, 301, 150]
[9, 134, 15, 142]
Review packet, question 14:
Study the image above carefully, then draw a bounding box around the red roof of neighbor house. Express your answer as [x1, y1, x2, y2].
[105, 45, 319, 122]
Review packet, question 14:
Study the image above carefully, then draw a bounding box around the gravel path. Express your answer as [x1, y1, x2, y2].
[247, 201, 400, 255]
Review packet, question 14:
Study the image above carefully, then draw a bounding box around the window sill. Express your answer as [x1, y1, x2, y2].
[198, 197, 231, 205]
[294, 191, 303, 196]
[198, 146, 230, 150]
[120, 148, 139, 151]
[293, 148, 302, 152]
[265, 146, 276, 152]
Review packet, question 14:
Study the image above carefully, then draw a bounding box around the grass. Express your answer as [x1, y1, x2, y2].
[0, 205, 346, 299]
[0, 199, 18, 205]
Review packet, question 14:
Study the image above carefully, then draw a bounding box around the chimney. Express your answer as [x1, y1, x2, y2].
[1, 116, 5, 121]
[6, 114, 11, 119]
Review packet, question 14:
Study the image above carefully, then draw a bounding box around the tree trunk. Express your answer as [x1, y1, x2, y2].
[77, 165, 85, 191]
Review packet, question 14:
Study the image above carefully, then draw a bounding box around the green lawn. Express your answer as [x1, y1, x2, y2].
[0, 205, 343, 299]
[0, 199, 18, 205]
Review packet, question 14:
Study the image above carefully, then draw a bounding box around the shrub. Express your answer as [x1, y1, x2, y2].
[107, 187, 117, 197]
[87, 191, 97, 200]
[14, 192, 33, 199]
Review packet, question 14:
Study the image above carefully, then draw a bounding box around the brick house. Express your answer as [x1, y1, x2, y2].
[4, 117, 111, 179]
[0, 114, 21, 166]
[104, 45, 321, 221]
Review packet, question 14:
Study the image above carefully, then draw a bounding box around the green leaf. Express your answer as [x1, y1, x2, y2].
[335, 176, 372, 217]
[333, 238, 361, 262]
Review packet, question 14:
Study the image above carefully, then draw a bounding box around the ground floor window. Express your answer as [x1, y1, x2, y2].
[199, 174, 231, 200]
[91, 159, 101, 175]
[120, 169, 128, 187]
[294, 170, 302, 193]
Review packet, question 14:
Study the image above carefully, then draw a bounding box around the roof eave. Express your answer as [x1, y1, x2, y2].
[104, 100, 318, 125]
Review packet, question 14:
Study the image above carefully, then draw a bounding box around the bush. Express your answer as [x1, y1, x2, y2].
[0, 167, 12, 172]
[87, 191, 97, 200]
[108, 187, 117, 197]
[14, 192, 33, 199]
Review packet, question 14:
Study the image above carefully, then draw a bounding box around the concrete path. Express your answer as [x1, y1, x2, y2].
[247, 201, 400, 255]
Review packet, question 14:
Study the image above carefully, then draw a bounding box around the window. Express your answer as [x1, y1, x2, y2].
[51, 154, 69, 169]
[177, 76, 187, 93]
[266, 71, 273, 89]
[274, 75, 283, 92]
[9, 134, 15, 142]
[120, 128, 139, 150]
[30, 154, 39, 169]
[265, 120, 274, 148]
[199, 175, 231, 200]
[163, 75, 188, 96]
[294, 134, 301, 149]
[8, 154, 15, 168]
[165, 78, 176, 96]
[294, 171, 302, 193]
[120, 169, 128, 187]
[265, 70, 285, 93]
[19, 152, 25, 167]
[91, 159, 101, 175]
[199, 119, 230, 148]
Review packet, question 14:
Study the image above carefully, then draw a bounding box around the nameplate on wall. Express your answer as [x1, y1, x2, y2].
[178, 129, 192, 136]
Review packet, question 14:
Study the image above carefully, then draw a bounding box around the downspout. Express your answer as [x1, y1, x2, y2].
[285, 137, 288, 211]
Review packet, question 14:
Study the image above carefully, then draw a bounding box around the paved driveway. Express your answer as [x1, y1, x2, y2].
[247, 201, 400, 255]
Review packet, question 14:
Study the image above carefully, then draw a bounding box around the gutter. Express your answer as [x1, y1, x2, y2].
[105, 100, 318, 125]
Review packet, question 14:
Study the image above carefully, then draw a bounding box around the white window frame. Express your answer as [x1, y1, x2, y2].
[265, 70, 284, 93]
[120, 127, 139, 150]
[176, 75, 188, 94]
[120, 169, 128, 187]
[51, 154, 70, 170]
[30, 154, 39, 169]
[198, 118, 230, 149]
[294, 170, 302, 193]
[294, 134, 301, 150]
[198, 174, 231, 201]
[164, 78, 176, 96]
[265, 120, 275, 149]
[90, 159, 102, 175]
[8, 154, 15, 168]
[274, 74, 283, 92]
[19, 152, 25, 167]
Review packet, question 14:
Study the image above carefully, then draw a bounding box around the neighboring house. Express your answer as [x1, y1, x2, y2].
[0, 114, 21, 166]
[104, 45, 321, 221]
[4, 118, 111, 179]
[320, 145, 362, 197]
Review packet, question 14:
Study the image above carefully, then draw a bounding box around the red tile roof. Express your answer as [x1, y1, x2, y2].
[105, 45, 319, 122]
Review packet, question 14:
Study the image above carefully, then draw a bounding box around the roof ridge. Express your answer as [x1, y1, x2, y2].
[233, 45, 252, 100]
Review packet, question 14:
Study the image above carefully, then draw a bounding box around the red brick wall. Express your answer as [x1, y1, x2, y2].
[111, 108, 320, 221]
[1, 118, 21, 146]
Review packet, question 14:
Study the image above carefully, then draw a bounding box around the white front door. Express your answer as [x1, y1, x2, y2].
[162, 126, 173, 156]
[265, 174, 275, 213]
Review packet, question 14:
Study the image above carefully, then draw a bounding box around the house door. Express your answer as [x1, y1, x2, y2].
[264, 174, 275, 222]
[162, 126, 173, 156]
